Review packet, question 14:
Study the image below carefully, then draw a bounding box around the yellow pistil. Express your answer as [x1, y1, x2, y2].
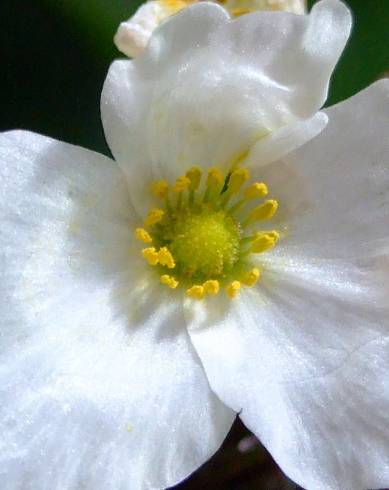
[151, 180, 169, 199]
[135, 228, 152, 244]
[145, 208, 164, 227]
[158, 247, 176, 269]
[142, 247, 159, 266]
[244, 182, 268, 199]
[228, 168, 250, 194]
[203, 280, 220, 296]
[251, 231, 279, 253]
[241, 267, 261, 287]
[247, 200, 278, 223]
[172, 175, 191, 193]
[186, 166, 202, 191]
[187, 285, 206, 300]
[226, 281, 241, 299]
[160, 274, 179, 289]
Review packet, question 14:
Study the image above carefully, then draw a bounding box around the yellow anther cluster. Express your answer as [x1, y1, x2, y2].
[158, 247, 176, 269]
[244, 182, 268, 199]
[135, 228, 152, 244]
[142, 247, 159, 266]
[142, 246, 176, 268]
[151, 180, 169, 199]
[229, 168, 250, 193]
[251, 231, 279, 254]
[145, 208, 164, 227]
[229, 7, 252, 16]
[186, 166, 202, 190]
[226, 281, 241, 299]
[203, 280, 220, 295]
[172, 176, 191, 193]
[248, 199, 278, 223]
[137, 163, 279, 301]
[187, 285, 206, 300]
[160, 274, 179, 289]
[207, 167, 224, 188]
[186, 280, 220, 300]
[241, 268, 261, 287]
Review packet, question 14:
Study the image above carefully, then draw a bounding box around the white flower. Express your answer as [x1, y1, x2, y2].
[114, 0, 306, 57]
[1, 2, 389, 490]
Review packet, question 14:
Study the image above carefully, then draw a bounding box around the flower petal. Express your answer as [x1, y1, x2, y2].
[185, 255, 389, 490]
[102, 1, 350, 214]
[0, 131, 234, 489]
[244, 111, 328, 168]
[268, 80, 389, 260]
[184, 80, 389, 488]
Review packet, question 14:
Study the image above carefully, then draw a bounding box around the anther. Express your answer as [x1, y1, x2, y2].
[145, 208, 164, 227]
[203, 280, 220, 296]
[135, 228, 152, 244]
[142, 247, 159, 266]
[172, 176, 191, 193]
[241, 268, 261, 287]
[207, 167, 224, 189]
[186, 166, 202, 191]
[187, 285, 205, 300]
[160, 275, 179, 289]
[230, 7, 252, 16]
[158, 247, 176, 269]
[228, 168, 250, 194]
[245, 200, 278, 225]
[151, 180, 169, 199]
[244, 182, 268, 199]
[226, 281, 241, 299]
[250, 231, 279, 254]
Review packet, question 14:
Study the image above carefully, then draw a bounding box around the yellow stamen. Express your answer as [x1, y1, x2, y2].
[172, 176, 191, 193]
[151, 180, 169, 199]
[244, 182, 268, 199]
[241, 268, 261, 287]
[135, 228, 152, 244]
[230, 7, 252, 16]
[207, 167, 224, 189]
[145, 208, 164, 227]
[142, 247, 159, 266]
[160, 274, 179, 289]
[158, 247, 176, 269]
[249, 200, 278, 222]
[186, 285, 205, 300]
[203, 280, 220, 296]
[226, 281, 241, 299]
[251, 231, 280, 253]
[186, 166, 202, 191]
[228, 168, 250, 194]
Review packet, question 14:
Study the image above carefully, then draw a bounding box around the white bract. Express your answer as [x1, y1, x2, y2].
[114, 0, 306, 58]
[1, 1, 389, 489]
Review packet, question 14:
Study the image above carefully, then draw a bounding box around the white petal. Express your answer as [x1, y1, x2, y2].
[185, 255, 389, 490]
[0, 131, 234, 490]
[114, 2, 162, 58]
[270, 80, 389, 260]
[102, 1, 350, 213]
[244, 111, 328, 168]
[184, 80, 389, 488]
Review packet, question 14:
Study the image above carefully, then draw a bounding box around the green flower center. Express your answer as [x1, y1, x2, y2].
[160, 208, 241, 281]
[135, 165, 280, 300]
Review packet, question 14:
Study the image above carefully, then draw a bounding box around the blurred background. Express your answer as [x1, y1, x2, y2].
[1, 1, 388, 488]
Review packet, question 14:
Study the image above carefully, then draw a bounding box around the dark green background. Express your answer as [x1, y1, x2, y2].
[1, 1, 388, 488]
